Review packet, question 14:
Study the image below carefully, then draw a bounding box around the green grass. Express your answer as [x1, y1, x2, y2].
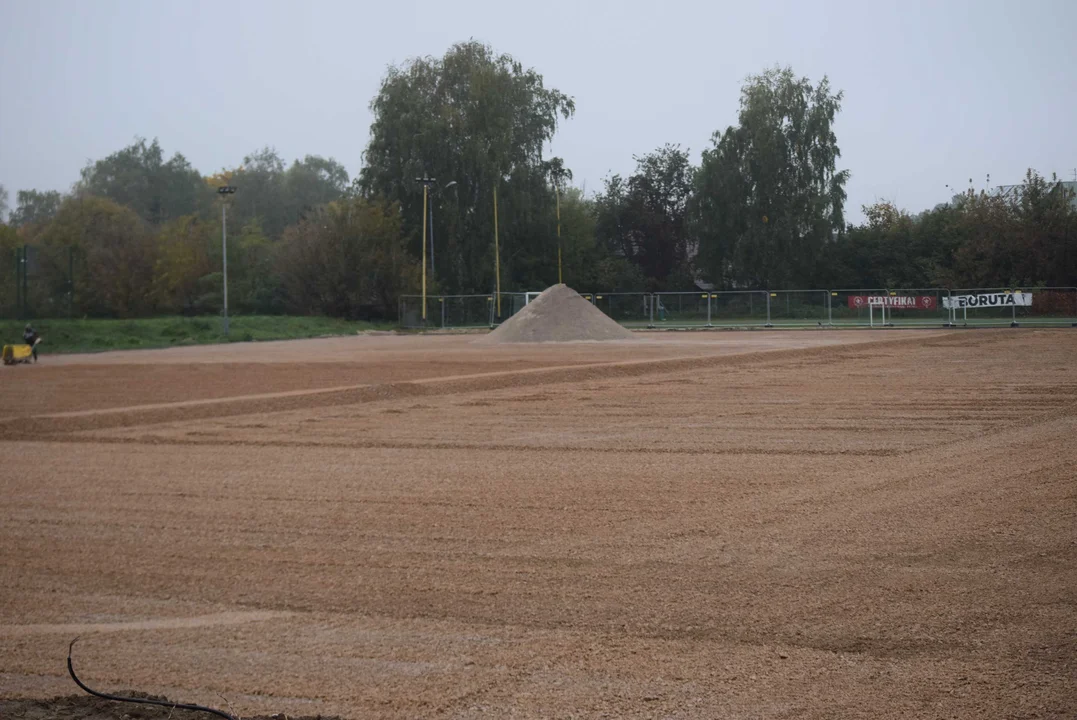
[0, 316, 393, 355]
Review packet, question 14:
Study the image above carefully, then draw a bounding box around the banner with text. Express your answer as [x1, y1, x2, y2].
[943, 293, 1032, 309]
[848, 295, 937, 310]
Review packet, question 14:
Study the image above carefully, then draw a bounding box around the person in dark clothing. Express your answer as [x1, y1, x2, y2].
[23, 324, 39, 361]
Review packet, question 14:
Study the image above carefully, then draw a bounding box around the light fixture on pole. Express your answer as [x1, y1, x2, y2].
[217, 186, 237, 336]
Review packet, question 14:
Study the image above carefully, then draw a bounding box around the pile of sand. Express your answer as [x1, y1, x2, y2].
[477, 285, 635, 344]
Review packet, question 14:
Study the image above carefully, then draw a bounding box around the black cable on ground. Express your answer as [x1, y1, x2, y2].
[67, 637, 237, 720]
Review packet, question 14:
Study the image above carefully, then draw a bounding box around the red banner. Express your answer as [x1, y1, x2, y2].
[847, 295, 937, 310]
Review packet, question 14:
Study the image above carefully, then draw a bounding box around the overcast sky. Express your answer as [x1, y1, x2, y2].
[1, 0, 1075, 221]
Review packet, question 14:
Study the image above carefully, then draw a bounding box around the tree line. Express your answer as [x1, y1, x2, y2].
[2, 41, 1074, 320]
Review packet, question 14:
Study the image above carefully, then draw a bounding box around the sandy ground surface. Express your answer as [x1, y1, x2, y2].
[1, 329, 1075, 719]
[0, 331, 898, 418]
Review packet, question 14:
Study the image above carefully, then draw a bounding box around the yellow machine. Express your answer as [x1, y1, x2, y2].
[2, 339, 40, 365]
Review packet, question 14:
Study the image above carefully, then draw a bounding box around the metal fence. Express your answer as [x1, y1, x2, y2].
[2, 245, 77, 320]
[593, 292, 653, 326]
[829, 288, 952, 327]
[399, 287, 1077, 330]
[768, 290, 829, 326]
[947, 287, 1077, 327]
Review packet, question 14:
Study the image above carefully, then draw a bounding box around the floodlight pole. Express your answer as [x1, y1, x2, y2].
[556, 185, 562, 284]
[494, 185, 501, 318]
[217, 186, 237, 336]
[415, 177, 437, 324]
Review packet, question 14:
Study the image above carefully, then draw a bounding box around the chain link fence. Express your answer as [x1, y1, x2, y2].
[2, 245, 77, 320]
[828, 289, 952, 327]
[946, 287, 1077, 326]
[593, 293, 652, 327]
[399, 287, 1077, 330]
[766, 290, 830, 326]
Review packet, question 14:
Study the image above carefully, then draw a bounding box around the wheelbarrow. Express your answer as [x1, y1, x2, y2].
[2, 338, 41, 365]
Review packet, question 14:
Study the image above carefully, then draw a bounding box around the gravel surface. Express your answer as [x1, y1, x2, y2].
[1, 328, 1074, 719]
[0, 694, 340, 720]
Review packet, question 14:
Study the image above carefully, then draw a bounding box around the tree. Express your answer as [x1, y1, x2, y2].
[227, 219, 284, 314]
[360, 40, 575, 295]
[1011, 170, 1077, 287]
[556, 187, 645, 291]
[78, 138, 208, 225]
[285, 155, 349, 217]
[207, 151, 349, 243]
[153, 215, 214, 312]
[226, 147, 288, 239]
[594, 145, 695, 288]
[0, 183, 8, 223]
[8, 189, 64, 229]
[277, 196, 418, 318]
[693, 67, 848, 288]
[37, 196, 158, 317]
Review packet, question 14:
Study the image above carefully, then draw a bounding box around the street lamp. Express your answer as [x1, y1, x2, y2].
[414, 178, 458, 325]
[217, 186, 237, 336]
[555, 183, 562, 284]
[414, 177, 436, 324]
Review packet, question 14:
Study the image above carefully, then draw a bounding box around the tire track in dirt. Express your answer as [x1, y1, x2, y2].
[10, 434, 908, 456]
[0, 610, 294, 638]
[0, 332, 963, 440]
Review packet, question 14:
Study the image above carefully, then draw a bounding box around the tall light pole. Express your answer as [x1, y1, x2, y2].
[555, 185, 562, 284]
[415, 177, 436, 324]
[217, 186, 237, 336]
[493, 184, 501, 318]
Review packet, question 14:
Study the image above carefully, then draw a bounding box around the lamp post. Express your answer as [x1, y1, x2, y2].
[555, 184, 562, 284]
[493, 184, 500, 318]
[414, 177, 436, 324]
[217, 186, 236, 336]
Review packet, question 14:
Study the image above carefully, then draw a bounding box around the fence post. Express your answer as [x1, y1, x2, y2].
[765, 292, 772, 327]
[649, 294, 654, 326]
[827, 291, 833, 326]
[707, 293, 712, 326]
[441, 297, 447, 328]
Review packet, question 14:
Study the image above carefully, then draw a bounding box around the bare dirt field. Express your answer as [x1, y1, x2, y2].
[1, 329, 1075, 719]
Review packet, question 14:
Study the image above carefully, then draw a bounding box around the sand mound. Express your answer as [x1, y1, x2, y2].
[477, 285, 635, 344]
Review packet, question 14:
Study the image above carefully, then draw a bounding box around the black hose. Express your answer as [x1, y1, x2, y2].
[67, 637, 237, 720]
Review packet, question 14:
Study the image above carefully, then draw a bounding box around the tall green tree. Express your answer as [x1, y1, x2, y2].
[37, 196, 158, 317]
[8, 189, 64, 229]
[594, 145, 695, 288]
[0, 183, 8, 223]
[153, 215, 215, 313]
[360, 40, 575, 295]
[1010, 171, 1077, 287]
[693, 67, 848, 288]
[558, 187, 645, 291]
[212, 151, 349, 242]
[78, 138, 208, 225]
[277, 196, 418, 318]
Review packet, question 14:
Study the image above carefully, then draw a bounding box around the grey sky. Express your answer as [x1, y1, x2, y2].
[2, 0, 1075, 221]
